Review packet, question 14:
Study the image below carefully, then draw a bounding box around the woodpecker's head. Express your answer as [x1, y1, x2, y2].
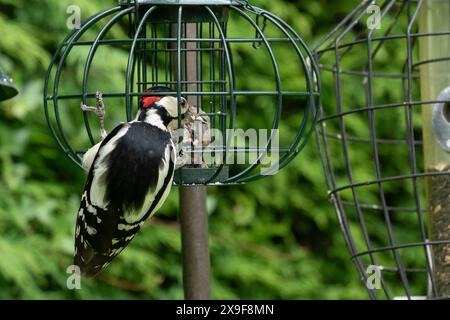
[138, 86, 189, 129]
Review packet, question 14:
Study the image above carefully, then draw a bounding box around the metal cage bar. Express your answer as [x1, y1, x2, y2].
[45, 6, 123, 167]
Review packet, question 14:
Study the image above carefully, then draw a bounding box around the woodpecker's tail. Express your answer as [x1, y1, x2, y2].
[73, 217, 136, 277]
[74, 241, 120, 277]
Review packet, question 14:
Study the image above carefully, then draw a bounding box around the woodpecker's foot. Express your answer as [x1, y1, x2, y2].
[95, 91, 106, 120]
[100, 128, 107, 141]
[80, 93, 105, 118]
[193, 114, 208, 124]
[80, 103, 98, 113]
[80, 91, 107, 141]
[175, 151, 188, 170]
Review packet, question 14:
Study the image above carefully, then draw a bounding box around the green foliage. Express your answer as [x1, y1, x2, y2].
[0, 0, 370, 299]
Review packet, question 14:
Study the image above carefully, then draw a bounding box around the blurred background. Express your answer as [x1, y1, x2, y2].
[0, 0, 378, 299]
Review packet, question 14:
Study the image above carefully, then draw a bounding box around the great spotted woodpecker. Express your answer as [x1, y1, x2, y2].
[75, 86, 188, 276]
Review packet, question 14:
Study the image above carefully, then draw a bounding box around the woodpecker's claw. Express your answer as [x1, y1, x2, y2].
[95, 91, 106, 119]
[80, 103, 97, 113]
[175, 151, 188, 170]
[80, 91, 107, 140]
[190, 114, 208, 124]
[196, 115, 208, 124]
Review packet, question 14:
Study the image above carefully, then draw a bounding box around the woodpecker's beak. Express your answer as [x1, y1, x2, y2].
[181, 97, 188, 113]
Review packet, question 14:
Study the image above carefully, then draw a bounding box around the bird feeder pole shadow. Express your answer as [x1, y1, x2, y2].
[173, 22, 211, 300]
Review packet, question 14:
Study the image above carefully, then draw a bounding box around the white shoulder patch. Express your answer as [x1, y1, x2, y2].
[82, 142, 102, 172]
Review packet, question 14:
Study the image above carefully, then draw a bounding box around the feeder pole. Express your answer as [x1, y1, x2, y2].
[419, 0, 450, 298]
[175, 22, 211, 300]
[179, 185, 210, 299]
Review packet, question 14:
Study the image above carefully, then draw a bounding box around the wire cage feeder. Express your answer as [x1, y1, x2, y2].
[315, 0, 450, 299]
[44, 0, 319, 186]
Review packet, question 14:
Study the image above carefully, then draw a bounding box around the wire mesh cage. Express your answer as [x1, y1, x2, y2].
[43, 0, 320, 185]
[315, 0, 450, 299]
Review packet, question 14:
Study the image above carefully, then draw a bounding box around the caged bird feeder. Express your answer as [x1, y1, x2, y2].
[43, 0, 320, 186]
[315, 0, 450, 299]
[43, 0, 319, 299]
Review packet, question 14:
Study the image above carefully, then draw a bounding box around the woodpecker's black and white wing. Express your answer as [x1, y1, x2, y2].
[74, 122, 175, 276]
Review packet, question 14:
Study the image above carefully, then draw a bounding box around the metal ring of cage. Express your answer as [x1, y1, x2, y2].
[43, 0, 320, 186]
[314, 0, 450, 299]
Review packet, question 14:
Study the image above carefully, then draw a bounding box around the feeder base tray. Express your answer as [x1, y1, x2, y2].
[173, 167, 229, 185]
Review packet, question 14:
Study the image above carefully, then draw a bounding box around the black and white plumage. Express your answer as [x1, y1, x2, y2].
[74, 87, 188, 276]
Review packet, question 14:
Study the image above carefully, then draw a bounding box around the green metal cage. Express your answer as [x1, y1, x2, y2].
[44, 0, 320, 185]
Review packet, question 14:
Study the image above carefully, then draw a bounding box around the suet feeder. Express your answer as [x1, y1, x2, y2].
[315, 0, 450, 299]
[43, 0, 320, 186]
[0, 67, 18, 101]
